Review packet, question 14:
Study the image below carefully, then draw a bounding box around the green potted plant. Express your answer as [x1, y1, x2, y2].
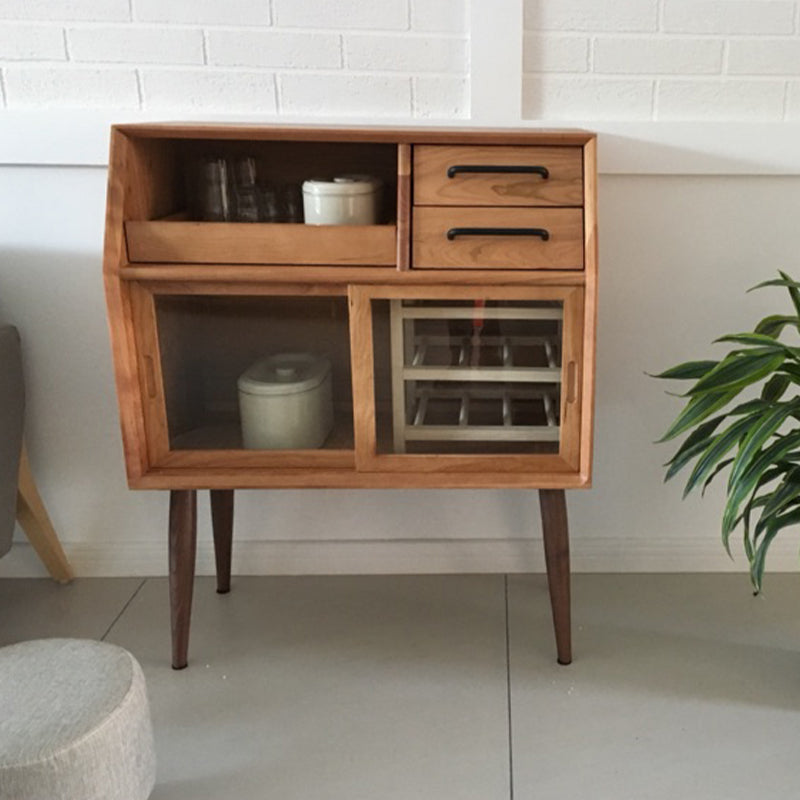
[654, 272, 800, 592]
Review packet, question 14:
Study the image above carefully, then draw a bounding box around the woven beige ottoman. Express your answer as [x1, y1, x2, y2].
[0, 639, 156, 800]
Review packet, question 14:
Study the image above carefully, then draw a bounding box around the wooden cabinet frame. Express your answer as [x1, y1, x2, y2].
[102, 123, 598, 668]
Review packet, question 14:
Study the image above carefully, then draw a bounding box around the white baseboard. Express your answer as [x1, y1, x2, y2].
[1, 536, 797, 578]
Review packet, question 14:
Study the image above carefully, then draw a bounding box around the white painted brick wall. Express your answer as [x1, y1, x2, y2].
[662, 1, 795, 35]
[523, 0, 800, 121]
[280, 73, 411, 116]
[132, 0, 271, 27]
[786, 81, 800, 118]
[344, 34, 466, 73]
[593, 38, 724, 75]
[524, 0, 659, 33]
[4, 0, 800, 123]
[206, 30, 342, 70]
[522, 35, 588, 73]
[523, 75, 654, 120]
[0, 0, 468, 118]
[0, 0, 129, 22]
[4, 66, 139, 108]
[414, 75, 469, 117]
[411, 0, 468, 33]
[68, 27, 205, 65]
[727, 41, 800, 75]
[141, 69, 276, 111]
[273, 0, 408, 31]
[0, 24, 66, 60]
[657, 79, 786, 120]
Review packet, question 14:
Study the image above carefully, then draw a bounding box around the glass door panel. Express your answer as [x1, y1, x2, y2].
[375, 298, 562, 454]
[133, 287, 354, 467]
[352, 285, 583, 473]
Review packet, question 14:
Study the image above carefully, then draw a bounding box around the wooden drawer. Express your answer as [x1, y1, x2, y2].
[125, 220, 397, 266]
[412, 207, 583, 270]
[414, 145, 583, 207]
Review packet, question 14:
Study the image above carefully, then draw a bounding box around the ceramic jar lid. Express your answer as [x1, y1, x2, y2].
[237, 352, 331, 396]
[302, 174, 382, 196]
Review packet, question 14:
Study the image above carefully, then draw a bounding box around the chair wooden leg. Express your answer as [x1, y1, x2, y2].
[539, 488, 572, 665]
[210, 490, 234, 594]
[15, 445, 73, 584]
[169, 489, 197, 670]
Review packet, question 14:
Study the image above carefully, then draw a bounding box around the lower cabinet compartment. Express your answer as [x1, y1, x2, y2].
[349, 284, 585, 473]
[131, 288, 356, 467]
[372, 298, 564, 456]
[128, 282, 584, 477]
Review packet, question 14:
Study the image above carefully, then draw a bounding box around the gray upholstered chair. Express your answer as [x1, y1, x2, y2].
[0, 325, 24, 562]
[0, 324, 72, 580]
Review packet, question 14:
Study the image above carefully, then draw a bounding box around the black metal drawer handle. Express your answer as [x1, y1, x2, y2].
[446, 227, 550, 241]
[446, 165, 550, 179]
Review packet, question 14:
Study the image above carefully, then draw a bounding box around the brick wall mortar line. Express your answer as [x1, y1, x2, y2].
[782, 79, 790, 119]
[273, 72, 280, 113]
[134, 68, 143, 108]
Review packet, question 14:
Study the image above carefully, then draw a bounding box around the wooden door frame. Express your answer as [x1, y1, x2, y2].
[129, 281, 356, 473]
[349, 283, 584, 477]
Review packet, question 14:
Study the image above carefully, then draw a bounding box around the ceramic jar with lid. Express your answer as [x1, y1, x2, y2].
[301, 175, 382, 225]
[237, 352, 333, 449]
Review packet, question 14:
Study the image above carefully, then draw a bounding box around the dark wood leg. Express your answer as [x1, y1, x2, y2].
[539, 489, 572, 665]
[169, 489, 197, 670]
[210, 489, 234, 594]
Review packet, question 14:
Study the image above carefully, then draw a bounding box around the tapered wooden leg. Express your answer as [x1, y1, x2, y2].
[16, 445, 74, 584]
[210, 489, 234, 594]
[169, 489, 197, 670]
[539, 489, 572, 665]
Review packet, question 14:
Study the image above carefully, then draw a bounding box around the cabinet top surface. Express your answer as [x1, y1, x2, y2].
[112, 122, 596, 146]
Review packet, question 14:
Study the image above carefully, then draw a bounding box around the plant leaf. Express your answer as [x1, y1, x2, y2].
[650, 360, 719, 381]
[701, 457, 734, 495]
[779, 362, 800, 383]
[663, 416, 726, 478]
[727, 401, 800, 492]
[779, 270, 800, 319]
[721, 435, 800, 542]
[750, 506, 800, 592]
[683, 415, 760, 498]
[742, 493, 772, 558]
[658, 389, 740, 442]
[729, 398, 769, 416]
[714, 332, 786, 349]
[687, 352, 785, 397]
[761, 374, 791, 403]
[728, 465, 786, 557]
[754, 468, 800, 537]
[755, 314, 800, 338]
[749, 275, 800, 294]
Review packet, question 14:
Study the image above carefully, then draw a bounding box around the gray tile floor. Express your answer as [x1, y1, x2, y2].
[2, 573, 799, 799]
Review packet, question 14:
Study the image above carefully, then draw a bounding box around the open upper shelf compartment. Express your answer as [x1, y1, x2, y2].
[120, 133, 400, 266]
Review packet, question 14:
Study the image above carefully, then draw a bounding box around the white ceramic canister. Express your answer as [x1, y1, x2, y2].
[237, 352, 334, 449]
[301, 175, 382, 225]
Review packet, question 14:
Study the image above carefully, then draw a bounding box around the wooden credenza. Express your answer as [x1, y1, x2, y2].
[102, 124, 597, 668]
